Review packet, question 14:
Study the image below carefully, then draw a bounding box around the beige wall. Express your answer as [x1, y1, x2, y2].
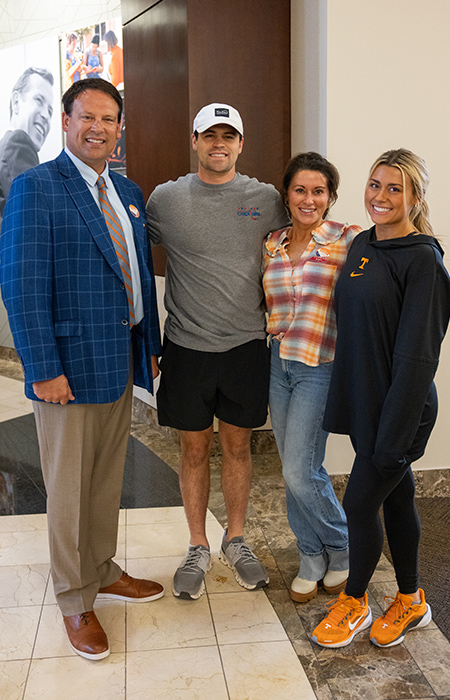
[292, 0, 450, 472]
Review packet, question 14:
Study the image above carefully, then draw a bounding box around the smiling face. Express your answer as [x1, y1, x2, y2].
[286, 170, 330, 232]
[192, 124, 243, 184]
[12, 74, 53, 152]
[62, 90, 121, 174]
[365, 165, 416, 233]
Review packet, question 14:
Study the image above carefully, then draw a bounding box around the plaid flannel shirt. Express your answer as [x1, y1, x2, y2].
[263, 220, 361, 366]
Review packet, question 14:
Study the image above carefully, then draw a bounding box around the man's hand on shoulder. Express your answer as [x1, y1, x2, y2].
[32, 375, 75, 405]
[151, 355, 159, 380]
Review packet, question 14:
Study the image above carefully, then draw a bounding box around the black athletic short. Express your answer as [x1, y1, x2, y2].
[157, 337, 270, 431]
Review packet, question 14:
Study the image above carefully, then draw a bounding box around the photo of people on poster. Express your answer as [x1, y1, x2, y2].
[62, 18, 125, 173]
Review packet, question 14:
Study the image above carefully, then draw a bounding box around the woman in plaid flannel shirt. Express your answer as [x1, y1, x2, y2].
[263, 152, 361, 603]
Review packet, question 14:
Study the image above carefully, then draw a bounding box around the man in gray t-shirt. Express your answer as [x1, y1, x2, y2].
[146, 103, 288, 600]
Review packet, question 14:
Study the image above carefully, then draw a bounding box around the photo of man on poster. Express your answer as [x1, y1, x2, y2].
[0, 66, 54, 219]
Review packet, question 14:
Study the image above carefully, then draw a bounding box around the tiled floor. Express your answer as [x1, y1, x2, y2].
[1, 370, 450, 699]
[0, 506, 316, 700]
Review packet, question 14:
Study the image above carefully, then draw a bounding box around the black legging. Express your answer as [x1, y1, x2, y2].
[343, 453, 420, 598]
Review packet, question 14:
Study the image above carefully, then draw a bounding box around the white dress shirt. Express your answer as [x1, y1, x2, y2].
[65, 147, 144, 324]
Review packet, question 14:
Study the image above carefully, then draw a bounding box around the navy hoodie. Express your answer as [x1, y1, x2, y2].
[323, 226, 450, 478]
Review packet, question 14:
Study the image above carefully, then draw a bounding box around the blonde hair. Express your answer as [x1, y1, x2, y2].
[368, 148, 433, 236]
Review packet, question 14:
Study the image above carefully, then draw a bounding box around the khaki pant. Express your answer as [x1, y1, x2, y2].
[33, 370, 133, 616]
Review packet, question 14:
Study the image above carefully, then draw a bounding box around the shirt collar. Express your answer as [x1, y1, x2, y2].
[64, 147, 110, 187]
[265, 221, 348, 257]
[265, 227, 290, 256]
[312, 220, 347, 245]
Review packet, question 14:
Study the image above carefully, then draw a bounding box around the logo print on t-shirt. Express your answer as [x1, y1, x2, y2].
[350, 257, 369, 277]
[237, 206, 260, 219]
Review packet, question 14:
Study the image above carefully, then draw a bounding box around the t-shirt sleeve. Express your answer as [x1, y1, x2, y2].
[146, 188, 163, 245]
[269, 187, 290, 231]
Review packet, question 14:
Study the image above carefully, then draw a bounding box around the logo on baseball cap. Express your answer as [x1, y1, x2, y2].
[193, 103, 243, 136]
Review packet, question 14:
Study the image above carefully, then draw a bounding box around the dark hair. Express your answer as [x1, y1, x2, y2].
[62, 78, 123, 121]
[9, 67, 54, 118]
[92, 34, 100, 45]
[281, 151, 340, 219]
[105, 30, 118, 49]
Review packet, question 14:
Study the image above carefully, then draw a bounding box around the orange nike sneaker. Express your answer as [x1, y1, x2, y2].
[370, 589, 432, 647]
[311, 591, 372, 648]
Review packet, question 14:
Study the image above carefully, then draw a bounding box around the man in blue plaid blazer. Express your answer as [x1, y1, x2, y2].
[0, 79, 164, 660]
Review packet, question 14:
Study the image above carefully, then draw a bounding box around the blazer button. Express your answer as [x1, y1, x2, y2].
[121, 319, 128, 326]
[120, 283, 125, 290]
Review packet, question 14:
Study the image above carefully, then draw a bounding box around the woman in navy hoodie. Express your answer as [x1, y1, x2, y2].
[312, 148, 450, 649]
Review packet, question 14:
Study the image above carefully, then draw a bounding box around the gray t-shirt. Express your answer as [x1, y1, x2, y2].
[147, 172, 289, 352]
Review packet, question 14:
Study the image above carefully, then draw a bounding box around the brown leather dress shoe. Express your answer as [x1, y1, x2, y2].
[63, 611, 110, 660]
[98, 572, 164, 602]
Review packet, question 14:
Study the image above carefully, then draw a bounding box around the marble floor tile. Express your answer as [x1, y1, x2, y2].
[264, 588, 312, 645]
[0, 389, 21, 402]
[33, 601, 126, 659]
[0, 394, 33, 412]
[124, 555, 182, 596]
[126, 521, 191, 559]
[0, 531, 50, 566]
[209, 590, 288, 645]
[126, 505, 216, 525]
[205, 556, 246, 594]
[314, 642, 434, 700]
[126, 518, 224, 559]
[0, 564, 49, 607]
[127, 595, 216, 651]
[0, 375, 23, 388]
[0, 407, 32, 422]
[24, 654, 125, 700]
[126, 505, 187, 524]
[220, 640, 316, 700]
[404, 627, 450, 696]
[0, 659, 30, 700]
[0, 514, 48, 533]
[0, 606, 41, 661]
[126, 646, 229, 699]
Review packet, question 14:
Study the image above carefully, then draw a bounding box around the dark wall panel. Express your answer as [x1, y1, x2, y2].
[122, 0, 162, 26]
[187, 0, 290, 189]
[123, 0, 190, 201]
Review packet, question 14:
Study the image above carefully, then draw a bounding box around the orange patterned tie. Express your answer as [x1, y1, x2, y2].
[96, 176, 134, 326]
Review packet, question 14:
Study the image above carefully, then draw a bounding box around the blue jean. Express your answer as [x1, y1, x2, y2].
[269, 338, 349, 581]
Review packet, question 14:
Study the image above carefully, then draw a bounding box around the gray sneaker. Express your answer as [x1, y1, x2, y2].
[173, 545, 211, 600]
[219, 534, 269, 589]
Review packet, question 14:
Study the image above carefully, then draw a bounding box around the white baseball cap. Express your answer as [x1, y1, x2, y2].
[193, 103, 244, 137]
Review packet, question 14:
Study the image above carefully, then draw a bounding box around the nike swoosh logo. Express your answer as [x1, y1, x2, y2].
[348, 613, 366, 630]
[350, 272, 364, 277]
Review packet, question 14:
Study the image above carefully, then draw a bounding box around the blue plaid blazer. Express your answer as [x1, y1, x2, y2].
[0, 150, 161, 403]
